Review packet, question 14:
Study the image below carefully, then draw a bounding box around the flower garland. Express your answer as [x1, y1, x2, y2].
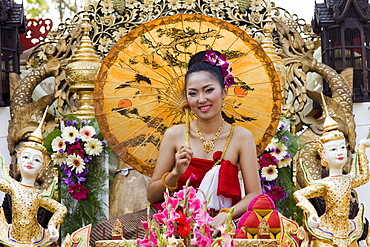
[258, 117, 301, 221]
[44, 116, 109, 235]
[127, 180, 235, 247]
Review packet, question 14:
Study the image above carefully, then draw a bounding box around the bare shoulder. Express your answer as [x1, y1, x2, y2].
[162, 124, 186, 146]
[164, 124, 185, 138]
[233, 125, 254, 142]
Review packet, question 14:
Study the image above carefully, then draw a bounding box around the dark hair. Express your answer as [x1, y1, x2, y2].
[185, 50, 225, 89]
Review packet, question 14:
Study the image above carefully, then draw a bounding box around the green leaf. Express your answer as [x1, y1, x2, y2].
[275, 167, 302, 224]
[44, 129, 62, 153]
[80, 198, 95, 220]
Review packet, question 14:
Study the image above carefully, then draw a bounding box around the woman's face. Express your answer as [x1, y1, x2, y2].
[322, 138, 347, 171]
[186, 71, 227, 120]
[18, 147, 44, 179]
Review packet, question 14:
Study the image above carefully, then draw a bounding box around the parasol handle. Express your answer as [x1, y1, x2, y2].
[181, 101, 190, 146]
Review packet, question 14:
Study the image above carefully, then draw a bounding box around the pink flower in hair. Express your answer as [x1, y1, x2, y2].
[204, 50, 219, 65]
[224, 73, 235, 88]
[202, 50, 236, 87]
[215, 53, 227, 66]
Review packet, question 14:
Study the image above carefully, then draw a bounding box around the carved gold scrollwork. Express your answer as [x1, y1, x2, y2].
[22, 0, 316, 119]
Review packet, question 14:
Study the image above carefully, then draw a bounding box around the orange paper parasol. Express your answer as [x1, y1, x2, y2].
[94, 14, 281, 177]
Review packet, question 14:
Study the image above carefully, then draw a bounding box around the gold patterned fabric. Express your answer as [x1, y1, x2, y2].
[0, 155, 67, 247]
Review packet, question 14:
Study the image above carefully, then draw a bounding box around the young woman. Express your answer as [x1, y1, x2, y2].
[147, 50, 261, 230]
[90, 50, 261, 243]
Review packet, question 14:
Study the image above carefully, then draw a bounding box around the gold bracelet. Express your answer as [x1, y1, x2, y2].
[219, 208, 230, 214]
[161, 172, 177, 191]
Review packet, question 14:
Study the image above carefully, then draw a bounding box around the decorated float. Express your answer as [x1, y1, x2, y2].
[2, 0, 370, 246]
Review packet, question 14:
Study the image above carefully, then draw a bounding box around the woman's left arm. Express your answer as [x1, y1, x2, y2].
[212, 127, 261, 228]
[232, 127, 262, 218]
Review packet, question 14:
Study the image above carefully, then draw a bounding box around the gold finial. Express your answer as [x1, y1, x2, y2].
[65, 4, 102, 120]
[28, 106, 49, 144]
[19, 106, 49, 157]
[112, 219, 125, 240]
[319, 94, 344, 144]
[257, 218, 271, 239]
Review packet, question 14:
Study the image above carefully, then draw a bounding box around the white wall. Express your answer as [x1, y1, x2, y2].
[0, 107, 11, 204]
[353, 102, 370, 220]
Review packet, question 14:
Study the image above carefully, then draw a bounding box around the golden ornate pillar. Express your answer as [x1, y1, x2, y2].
[65, 6, 102, 120]
[260, 0, 287, 113]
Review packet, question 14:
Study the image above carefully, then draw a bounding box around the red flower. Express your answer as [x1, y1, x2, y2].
[267, 186, 285, 201]
[67, 142, 84, 158]
[259, 153, 278, 167]
[68, 184, 89, 200]
[175, 211, 191, 239]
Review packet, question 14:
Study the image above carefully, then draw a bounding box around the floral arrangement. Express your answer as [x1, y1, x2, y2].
[44, 116, 109, 236]
[258, 117, 301, 221]
[127, 180, 234, 247]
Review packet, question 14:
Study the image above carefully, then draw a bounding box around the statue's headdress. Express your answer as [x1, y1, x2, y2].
[318, 94, 345, 144]
[17, 107, 50, 166]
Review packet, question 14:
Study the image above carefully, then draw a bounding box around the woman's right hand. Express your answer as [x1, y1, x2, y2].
[173, 144, 193, 176]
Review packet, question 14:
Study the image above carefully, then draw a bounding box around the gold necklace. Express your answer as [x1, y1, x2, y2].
[196, 122, 223, 155]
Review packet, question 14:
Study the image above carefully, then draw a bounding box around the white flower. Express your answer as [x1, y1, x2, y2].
[267, 141, 288, 160]
[51, 152, 67, 165]
[51, 136, 66, 152]
[261, 165, 278, 181]
[278, 158, 292, 168]
[166, 236, 179, 246]
[80, 126, 96, 142]
[66, 154, 86, 174]
[84, 139, 103, 156]
[62, 126, 79, 144]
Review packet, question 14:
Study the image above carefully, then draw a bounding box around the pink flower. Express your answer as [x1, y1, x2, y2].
[136, 230, 158, 247]
[203, 51, 236, 87]
[267, 186, 285, 201]
[220, 233, 234, 247]
[174, 189, 186, 201]
[188, 197, 203, 213]
[216, 54, 227, 66]
[68, 184, 89, 200]
[193, 211, 213, 227]
[204, 50, 219, 65]
[192, 227, 213, 246]
[141, 221, 149, 231]
[167, 195, 179, 210]
[224, 73, 235, 87]
[67, 142, 84, 158]
[186, 186, 197, 200]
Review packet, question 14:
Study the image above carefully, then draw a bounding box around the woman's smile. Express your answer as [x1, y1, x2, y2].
[199, 104, 212, 112]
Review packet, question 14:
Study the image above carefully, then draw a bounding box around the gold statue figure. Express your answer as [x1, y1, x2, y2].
[0, 109, 67, 247]
[294, 100, 370, 247]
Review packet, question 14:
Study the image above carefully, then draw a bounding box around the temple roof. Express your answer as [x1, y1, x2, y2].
[314, 0, 370, 27]
[0, 0, 24, 28]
